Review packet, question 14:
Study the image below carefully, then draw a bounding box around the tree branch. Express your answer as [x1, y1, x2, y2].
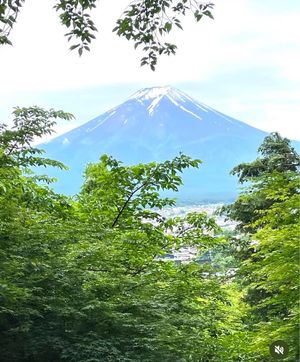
[111, 180, 149, 228]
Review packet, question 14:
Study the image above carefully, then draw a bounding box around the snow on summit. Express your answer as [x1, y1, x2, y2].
[129, 86, 193, 105]
[130, 86, 174, 101]
[129, 86, 210, 117]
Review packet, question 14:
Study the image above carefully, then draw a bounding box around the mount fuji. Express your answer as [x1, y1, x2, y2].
[42, 86, 269, 201]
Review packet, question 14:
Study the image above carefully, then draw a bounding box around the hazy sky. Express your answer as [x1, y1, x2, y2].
[1, 0, 299, 140]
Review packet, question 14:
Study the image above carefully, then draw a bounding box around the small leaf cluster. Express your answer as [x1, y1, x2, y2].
[0, 0, 24, 45]
[54, 0, 98, 55]
[114, 0, 214, 70]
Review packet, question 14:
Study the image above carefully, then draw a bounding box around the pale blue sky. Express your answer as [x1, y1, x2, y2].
[1, 0, 299, 140]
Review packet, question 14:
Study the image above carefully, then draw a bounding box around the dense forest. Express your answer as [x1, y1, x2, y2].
[0, 107, 299, 361]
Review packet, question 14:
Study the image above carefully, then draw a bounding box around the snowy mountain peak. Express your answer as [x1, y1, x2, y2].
[41, 85, 270, 198]
[129, 86, 207, 116]
[129, 86, 195, 103]
[130, 86, 174, 101]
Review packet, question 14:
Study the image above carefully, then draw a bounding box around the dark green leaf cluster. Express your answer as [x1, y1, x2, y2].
[0, 1, 214, 69]
[113, 1, 214, 70]
[54, 0, 98, 55]
[0, 0, 24, 45]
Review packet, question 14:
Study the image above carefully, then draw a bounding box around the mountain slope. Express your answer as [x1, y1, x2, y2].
[42, 86, 269, 201]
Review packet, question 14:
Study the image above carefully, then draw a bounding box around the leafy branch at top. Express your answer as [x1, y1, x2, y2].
[54, 0, 98, 56]
[0, 0, 214, 70]
[114, 0, 214, 70]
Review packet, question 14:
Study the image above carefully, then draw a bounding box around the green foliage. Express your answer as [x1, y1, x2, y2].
[80, 153, 201, 227]
[0, 0, 214, 69]
[0, 106, 74, 169]
[240, 172, 300, 361]
[1, 110, 298, 360]
[221, 133, 300, 361]
[221, 132, 300, 232]
[0, 108, 238, 361]
[231, 132, 300, 184]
